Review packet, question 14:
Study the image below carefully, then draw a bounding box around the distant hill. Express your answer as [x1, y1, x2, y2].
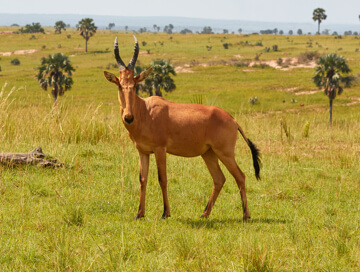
[1, 13, 359, 35]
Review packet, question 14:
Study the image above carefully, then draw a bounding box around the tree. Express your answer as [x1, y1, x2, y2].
[125, 25, 128, 32]
[36, 53, 75, 105]
[163, 24, 174, 34]
[136, 59, 176, 97]
[19, 22, 44, 33]
[77, 18, 97, 53]
[201, 26, 213, 34]
[297, 29, 303, 35]
[273, 28, 278, 35]
[288, 30, 293, 35]
[54, 21, 66, 34]
[313, 53, 354, 125]
[223, 29, 229, 34]
[238, 28, 242, 34]
[180, 28, 192, 34]
[108, 23, 115, 31]
[153, 24, 157, 32]
[313, 8, 327, 34]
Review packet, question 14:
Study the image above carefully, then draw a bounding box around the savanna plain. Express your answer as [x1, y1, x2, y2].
[0, 27, 360, 271]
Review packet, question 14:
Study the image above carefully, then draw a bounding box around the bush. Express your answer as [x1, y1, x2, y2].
[272, 45, 278, 51]
[303, 121, 310, 138]
[10, 58, 20, 65]
[249, 97, 259, 104]
[297, 51, 320, 64]
[19, 22, 45, 34]
[67, 34, 71, 39]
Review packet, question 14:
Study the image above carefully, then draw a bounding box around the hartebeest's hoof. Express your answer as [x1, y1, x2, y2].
[200, 213, 209, 218]
[161, 214, 171, 219]
[134, 214, 145, 220]
[242, 215, 251, 222]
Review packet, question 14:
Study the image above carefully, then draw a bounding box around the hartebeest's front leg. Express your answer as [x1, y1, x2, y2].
[136, 152, 149, 219]
[154, 148, 171, 218]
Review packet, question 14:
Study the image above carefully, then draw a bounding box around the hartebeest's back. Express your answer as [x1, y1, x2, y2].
[104, 37, 261, 221]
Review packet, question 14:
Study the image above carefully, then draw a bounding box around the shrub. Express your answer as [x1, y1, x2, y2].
[10, 58, 20, 65]
[272, 45, 278, 51]
[222, 43, 230, 49]
[142, 41, 147, 46]
[303, 121, 310, 138]
[63, 205, 84, 226]
[276, 58, 283, 66]
[249, 97, 259, 104]
[67, 34, 71, 39]
[297, 51, 320, 64]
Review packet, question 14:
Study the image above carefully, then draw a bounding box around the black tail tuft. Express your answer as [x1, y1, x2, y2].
[248, 139, 262, 180]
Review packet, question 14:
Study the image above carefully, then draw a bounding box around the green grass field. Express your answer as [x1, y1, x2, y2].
[1, 27, 360, 271]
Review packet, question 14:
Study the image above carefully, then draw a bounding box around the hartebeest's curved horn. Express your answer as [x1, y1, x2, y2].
[114, 37, 126, 70]
[127, 36, 139, 70]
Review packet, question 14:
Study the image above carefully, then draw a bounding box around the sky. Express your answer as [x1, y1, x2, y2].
[1, 0, 359, 24]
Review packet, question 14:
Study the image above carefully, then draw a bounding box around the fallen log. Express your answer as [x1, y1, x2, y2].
[0, 147, 64, 168]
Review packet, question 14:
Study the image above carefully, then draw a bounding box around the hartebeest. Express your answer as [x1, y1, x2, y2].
[104, 37, 261, 221]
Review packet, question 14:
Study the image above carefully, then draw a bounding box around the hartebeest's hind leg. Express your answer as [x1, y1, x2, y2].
[154, 148, 171, 218]
[215, 150, 251, 221]
[200, 149, 226, 218]
[136, 152, 150, 219]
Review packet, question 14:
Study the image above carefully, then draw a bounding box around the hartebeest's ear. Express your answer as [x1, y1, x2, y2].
[103, 71, 120, 86]
[135, 67, 153, 83]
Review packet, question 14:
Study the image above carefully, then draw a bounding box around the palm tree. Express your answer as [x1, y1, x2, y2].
[136, 59, 176, 96]
[77, 18, 97, 52]
[36, 53, 75, 105]
[54, 21, 66, 34]
[312, 8, 327, 34]
[313, 53, 353, 125]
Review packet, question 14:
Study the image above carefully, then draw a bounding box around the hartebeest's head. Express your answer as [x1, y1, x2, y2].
[104, 37, 152, 124]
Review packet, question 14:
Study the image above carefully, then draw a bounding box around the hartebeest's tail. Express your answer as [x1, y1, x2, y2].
[238, 126, 262, 180]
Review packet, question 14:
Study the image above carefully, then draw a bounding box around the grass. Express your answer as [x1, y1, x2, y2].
[0, 28, 360, 270]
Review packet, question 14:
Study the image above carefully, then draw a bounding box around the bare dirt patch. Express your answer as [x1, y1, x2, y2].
[345, 97, 360, 106]
[249, 58, 316, 70]
[295, 90, 322, 95]
[175, 66, 194, 73]
[0, 49, 39, 56]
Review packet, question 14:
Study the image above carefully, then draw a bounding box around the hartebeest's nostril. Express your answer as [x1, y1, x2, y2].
[124, 115, 134, 124]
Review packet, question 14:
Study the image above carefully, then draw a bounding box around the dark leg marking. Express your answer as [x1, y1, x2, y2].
[162, 205, 170, 219]
[203, 201, 209, 213]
